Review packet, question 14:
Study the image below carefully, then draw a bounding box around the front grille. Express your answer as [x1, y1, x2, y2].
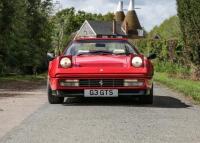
[79, 79, 124, 87]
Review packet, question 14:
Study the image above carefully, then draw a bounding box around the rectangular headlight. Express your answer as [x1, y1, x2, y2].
[124, 79, 144, 87]
[60, 80, 79, 87]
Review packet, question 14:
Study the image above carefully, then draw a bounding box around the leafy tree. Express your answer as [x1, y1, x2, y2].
[0, 3, 115, 75]
[177, 0, 200, 79]
[148, 16, 181, 40]
[24, 0, 53, 74]
[103, 12, 114, 21]
[133, 15, 190, 77]
[0, 0, 53, 75]
[0, 0, 28, 73]
[52, 7, 114, 53]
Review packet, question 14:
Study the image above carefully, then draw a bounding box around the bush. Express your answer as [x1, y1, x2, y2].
[154, 61, 191, 78]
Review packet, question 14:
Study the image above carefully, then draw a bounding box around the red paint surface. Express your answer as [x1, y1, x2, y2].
[48, 38, 154, 90]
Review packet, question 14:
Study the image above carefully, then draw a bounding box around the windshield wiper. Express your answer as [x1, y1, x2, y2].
[89, 50, 113, 55]
[76, 53, 90, 56]
[76, 50, 113, 56]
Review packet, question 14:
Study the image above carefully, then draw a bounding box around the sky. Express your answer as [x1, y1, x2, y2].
[54, 0, 177, 31]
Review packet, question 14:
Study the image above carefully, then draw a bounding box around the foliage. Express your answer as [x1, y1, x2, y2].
[154, 62, 191, 78]
[0, 3, 114, 75]
[148, 16, 182, 40]
[135, 2, 200, 79]
[0, 0, 27, 73]
[0, 0, 53, 75]
[155, 72, 200, 102]
[134, 16, 183, 55]
[177, 0, 200, 79]
[26, 0, 53, 74]
[134, 16, 192, 77]
[51, 8, 114, 54]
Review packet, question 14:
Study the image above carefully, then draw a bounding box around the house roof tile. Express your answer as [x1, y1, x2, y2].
[87, 20, 126, 36]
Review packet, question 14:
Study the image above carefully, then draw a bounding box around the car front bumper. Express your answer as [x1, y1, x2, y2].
[49, 76, 153, 97]
[51, 89, 151, 97]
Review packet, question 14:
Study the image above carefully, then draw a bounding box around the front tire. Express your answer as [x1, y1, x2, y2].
[140, 85, 153, 104]
[48, 85, 64, 104]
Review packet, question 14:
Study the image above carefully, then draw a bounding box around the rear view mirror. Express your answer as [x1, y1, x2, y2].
[113, 49, 126, 54]
[95, 43, 106, 47]
[147, 53, 157, 60]
[47, 52, 55, 61]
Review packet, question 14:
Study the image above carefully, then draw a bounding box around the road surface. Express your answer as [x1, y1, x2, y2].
[0, 83, 200, 143]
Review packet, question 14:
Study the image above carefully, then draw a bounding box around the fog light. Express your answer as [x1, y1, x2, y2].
[60, 80, 79, 87]
[124, 79, 144, 87]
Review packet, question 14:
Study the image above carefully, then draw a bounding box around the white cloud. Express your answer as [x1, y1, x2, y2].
[57, 0, 116, 13]
[137, 0, 177, 31]
[54, 0, 177, 31]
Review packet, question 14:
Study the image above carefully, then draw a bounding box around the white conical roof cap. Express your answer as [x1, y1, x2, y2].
[116, 1, 123, 12]
[128, 0, 135, 11]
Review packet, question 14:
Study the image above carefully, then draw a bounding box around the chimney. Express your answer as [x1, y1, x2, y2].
[122, 0, 142, 37]
[114, 1, 125, 22]
[117, 1, 123, 12]
[128, 0, 135, 11]
[113, 20, 117, 35]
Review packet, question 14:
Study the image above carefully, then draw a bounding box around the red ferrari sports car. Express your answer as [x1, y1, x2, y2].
[47, 38, 156, 104]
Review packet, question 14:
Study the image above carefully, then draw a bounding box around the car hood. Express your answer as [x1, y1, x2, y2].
[49, 55, 151, 78]
[73, 55, 129, 67]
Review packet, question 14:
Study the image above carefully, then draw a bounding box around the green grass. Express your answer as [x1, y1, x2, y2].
[154, 72, 200, 102]
[0, 73, 47, 82]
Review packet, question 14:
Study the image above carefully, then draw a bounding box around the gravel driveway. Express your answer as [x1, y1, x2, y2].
[0, 83, 200, 143]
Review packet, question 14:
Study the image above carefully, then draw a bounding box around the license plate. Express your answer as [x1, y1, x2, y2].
[84, 89, 118, 97]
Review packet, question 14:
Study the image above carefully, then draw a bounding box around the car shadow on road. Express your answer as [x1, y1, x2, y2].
[62, 95, 191, 108]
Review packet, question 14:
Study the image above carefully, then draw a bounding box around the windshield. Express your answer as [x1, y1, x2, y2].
[65, 40, 138, 56]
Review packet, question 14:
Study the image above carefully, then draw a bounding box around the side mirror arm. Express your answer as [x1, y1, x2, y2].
[147, 53, 157, 60]
[47, 53, 55, 62]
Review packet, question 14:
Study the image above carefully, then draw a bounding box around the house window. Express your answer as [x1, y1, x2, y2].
[137, 29, 144, 37]
[84, 30, 87, 35]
